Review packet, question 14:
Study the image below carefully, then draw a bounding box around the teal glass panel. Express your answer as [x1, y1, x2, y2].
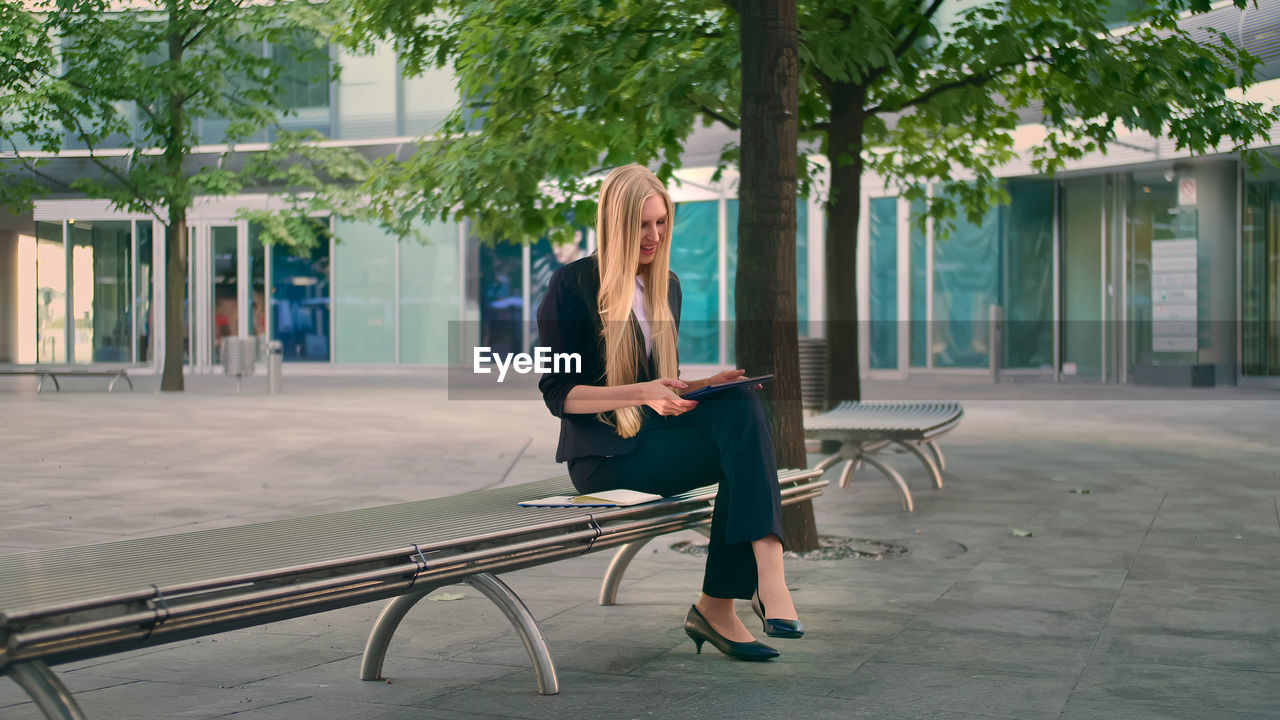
[334, 219, 396, 363]
[671, 201, 719, 364]
[1002, 180, 1054, 369]
[69, 220, 131, 363]
[932, 200, 998, 367]
[909, 199, 928, 367]
[135, 221, 153, 363]
[270, 228, 331, 362]
[399, 222, 460, 365]
[1061, 178, 1104, 377]
[1242, 180, 1280, 376]
[869, 198, 898, 369]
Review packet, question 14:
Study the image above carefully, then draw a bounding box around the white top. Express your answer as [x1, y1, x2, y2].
[633, 275, 652, 355]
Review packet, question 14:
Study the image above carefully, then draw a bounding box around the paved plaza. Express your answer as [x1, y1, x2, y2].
[1, 370, 1278, 719]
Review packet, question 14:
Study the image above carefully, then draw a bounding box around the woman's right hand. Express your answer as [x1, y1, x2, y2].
[640, 378, 697, 416]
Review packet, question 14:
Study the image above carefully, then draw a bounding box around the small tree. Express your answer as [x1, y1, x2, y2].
[0, 0, 390, 390]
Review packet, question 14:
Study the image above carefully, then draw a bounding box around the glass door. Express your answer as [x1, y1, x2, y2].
[187, 222, 252, 372]
[1059, 177, 1117, 380]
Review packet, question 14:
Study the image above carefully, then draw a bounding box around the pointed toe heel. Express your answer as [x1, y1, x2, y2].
[683, 605, 779, 661]
[751, 593, 805, 639]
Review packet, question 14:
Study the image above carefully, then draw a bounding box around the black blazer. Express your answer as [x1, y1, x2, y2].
[536, 254, 682, 463]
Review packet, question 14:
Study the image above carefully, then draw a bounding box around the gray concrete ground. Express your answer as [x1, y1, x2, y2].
[1, 370, 1278, 719]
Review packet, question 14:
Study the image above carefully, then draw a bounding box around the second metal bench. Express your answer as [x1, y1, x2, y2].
[806, 400, 964, 511]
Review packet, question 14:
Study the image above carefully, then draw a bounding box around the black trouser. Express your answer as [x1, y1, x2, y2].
[568, 387, 783, 599]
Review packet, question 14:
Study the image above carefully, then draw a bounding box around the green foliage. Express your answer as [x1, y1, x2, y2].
[346, 0, 1278, 242]
[0, 0, 392, 250]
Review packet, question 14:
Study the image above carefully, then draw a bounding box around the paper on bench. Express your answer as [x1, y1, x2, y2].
[518, 489, 664, 507]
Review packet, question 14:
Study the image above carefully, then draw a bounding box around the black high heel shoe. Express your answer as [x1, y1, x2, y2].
[751, 593, 805, 638]
[683, 605, 779, 661]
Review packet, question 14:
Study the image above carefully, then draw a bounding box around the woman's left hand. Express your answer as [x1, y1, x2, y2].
[706, 368, 747, 386]
[703, 369, 764, 390]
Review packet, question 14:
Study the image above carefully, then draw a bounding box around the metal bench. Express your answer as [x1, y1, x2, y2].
[0, 369, 133, 393]
[806, 401, 964, 512]
[0, 469, 825, 719]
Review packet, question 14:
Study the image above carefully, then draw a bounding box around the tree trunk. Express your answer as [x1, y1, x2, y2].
[823, 82, 867, 409]
[160, 5, 186, 392]
[737, 0, 817, 551]
[160, 210, 186, 391]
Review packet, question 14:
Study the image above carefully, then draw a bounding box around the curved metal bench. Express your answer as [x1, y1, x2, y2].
[0, 369, 133, 393]
[806, 401, 964, 512]
[0, 469, 825, 719]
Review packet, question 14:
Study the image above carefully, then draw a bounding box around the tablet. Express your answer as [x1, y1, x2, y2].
[681, 374, 774, 401]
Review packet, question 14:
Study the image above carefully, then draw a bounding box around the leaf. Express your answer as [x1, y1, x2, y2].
[1010, 528, 1034, 537]
[428, 592, 467, 602]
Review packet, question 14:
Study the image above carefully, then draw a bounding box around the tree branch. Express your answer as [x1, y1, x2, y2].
[893, 0, 947, 59]
[183, 0, 248, 51]
[3, 140, 74, 192]
[62, 114, 164, 222]
[864, 0, 947, 88]
[699, 104, 739, 131]
[868, 56, 1049, 115]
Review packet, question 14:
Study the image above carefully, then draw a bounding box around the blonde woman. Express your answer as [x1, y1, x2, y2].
[536, 164, 802, 661]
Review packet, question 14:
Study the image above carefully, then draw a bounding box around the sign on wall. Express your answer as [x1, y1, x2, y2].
[1151, 238, 1197, 353]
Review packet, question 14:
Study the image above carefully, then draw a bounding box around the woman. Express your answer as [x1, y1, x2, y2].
[536, 164, 802, 661]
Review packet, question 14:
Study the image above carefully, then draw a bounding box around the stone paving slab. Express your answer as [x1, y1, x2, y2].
[1, 372, 1279, 718]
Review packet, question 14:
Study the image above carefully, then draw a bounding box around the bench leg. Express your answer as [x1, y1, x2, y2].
[598, 526, 711, 607]
[360, 573, 559, 696]
[894, 440, 944, 490]
[107, 372, 133, 392]
[926, 440, 946, 471]
[598, 538, 652, 606]
[8, 661, 87, 720]
[464, 573, 559, 695]
[360, 586, 434, 682]
[857, 454, 914, 512]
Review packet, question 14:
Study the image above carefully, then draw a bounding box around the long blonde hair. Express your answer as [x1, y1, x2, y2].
[595, 164, 680, 438]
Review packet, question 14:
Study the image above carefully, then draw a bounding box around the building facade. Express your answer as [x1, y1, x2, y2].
[1, 4, 1278, 387]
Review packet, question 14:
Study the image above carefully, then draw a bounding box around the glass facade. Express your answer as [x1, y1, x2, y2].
[1242, 179, 1280, 377]
[210, 226, 238, 364]
[1061, 177, 1106, 378]
[136, 222, 154, 363]
[909, 199, 928, 368]
[671, 201, 719, 364]
[1002, 180, 1054, 369]
[35, 221, 66, 364]
[0, 165, 1267, 385]
[869, 197, 898, 370]
[334, 219, 397, 363]
[932, 200, 998, 368]
[68, 220, 132, 364]
[477, 235, 523, 359]
[400, 221, 461, 365]
[270, 231, 331, 362]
